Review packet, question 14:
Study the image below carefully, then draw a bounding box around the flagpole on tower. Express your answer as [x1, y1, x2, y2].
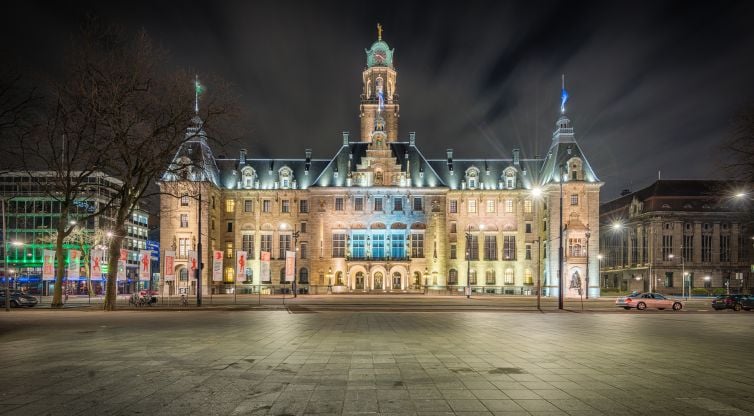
[194, 75, 199, 115]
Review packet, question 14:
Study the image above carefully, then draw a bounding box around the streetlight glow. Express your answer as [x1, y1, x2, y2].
[531, 187, 542, 198]
[612, 222, 622, 231]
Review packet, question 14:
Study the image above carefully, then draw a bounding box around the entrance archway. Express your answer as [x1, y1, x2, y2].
[355, 272, 365, 290]
[374, 272, 384, 290]
[413, 271, 421, 289]
[392, 272, 402, 290]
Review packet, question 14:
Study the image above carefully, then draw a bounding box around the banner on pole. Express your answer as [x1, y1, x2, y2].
[139, 250, 151, 281]
[284, 250, 295, 282]
[42, 249, 55, 281]
[260, 251, 271, 283]
[164, 250, 175, 281]
[68, 249, 81, 280]
[120, 248, 128, 261]
[212, 250, 223, 282]
[90, 249, 104, 280]
[188, 250, 198, 276]
[236, 250, 247, 282]
[117, 260, 127, 281]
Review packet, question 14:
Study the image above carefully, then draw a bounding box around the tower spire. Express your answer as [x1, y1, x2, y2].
[194, 75, 205, 115]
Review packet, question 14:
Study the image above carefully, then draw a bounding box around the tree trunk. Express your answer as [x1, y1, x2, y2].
[51, 210, 68, 308]
[103, 228, 125, 311]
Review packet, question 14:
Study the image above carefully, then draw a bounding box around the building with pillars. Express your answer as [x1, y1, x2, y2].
[599, 180, 752, 295]
[158, 28, 602, 297]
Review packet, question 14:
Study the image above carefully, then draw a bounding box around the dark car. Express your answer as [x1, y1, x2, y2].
[0, 291, 39, 308]
[712, 295, 753, 311]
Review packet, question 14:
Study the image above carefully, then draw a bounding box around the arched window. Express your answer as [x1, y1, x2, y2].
[448, 269, 458, 285]
[179, 267, 188, 282]
[278, 166, 293, 189]
[336, 271, 344, 286]
[503, 168, 517, 189]
[465, 167, 480, 190]
[299, 268, 308, 284]
[504, 269, 514, 285]
[485, 270, 496, 285]
[469, 269, 477, 285]
[524, 269, 533, 285]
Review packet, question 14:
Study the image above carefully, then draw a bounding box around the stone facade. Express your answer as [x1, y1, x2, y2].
[158, 31, 602, 298]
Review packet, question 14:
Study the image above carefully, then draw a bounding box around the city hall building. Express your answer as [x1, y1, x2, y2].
[159, 30, 602, 297]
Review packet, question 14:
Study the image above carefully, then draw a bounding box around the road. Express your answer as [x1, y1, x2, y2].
[1, 308, 753, 415]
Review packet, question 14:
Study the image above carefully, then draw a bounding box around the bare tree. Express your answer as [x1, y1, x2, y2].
[725, 104, 754, 183]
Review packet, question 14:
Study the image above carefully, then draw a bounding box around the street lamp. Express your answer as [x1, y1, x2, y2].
[465, 224, 473, 299]
[585, 230, 591, 299]
[423, 267, 429, 294]
[326, 267, 332, 294]
[530, 186, 543, 310]
[292, 226, 299, 298]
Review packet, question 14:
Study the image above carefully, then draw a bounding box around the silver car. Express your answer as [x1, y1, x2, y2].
[616, 292, 683, 311]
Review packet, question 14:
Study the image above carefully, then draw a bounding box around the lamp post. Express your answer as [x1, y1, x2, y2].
[326, 267, 332, 294]
[3, 196, 25, 312]
[557, 165, 565, 310]
[465, 225, 472, 299]
[531, 186, 543, 310]
[292, 225, 299, 298]
[423, 267, 429, 295]
[597, 254, 603, 290]
[196, 192, 203, 307]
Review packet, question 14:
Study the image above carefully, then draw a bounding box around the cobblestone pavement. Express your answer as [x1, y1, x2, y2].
[1, 310, 753, 415]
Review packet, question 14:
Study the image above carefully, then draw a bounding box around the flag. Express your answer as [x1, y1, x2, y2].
[195, 78, 205, 95]
[139, 250, 151, 281]
[560, 87, 569, 113]
[260, 251, 271, 282]
[90, 249, 103, 279]
[188, 250, 198, 276]
[212, 250, 223, 282]
[284, 250, 295, 282]
[42, 250, 55, 281]
[377, 88, 385, 112]
[236, 250, 247, 282]
[163, 251, 176, 281]
[68, 249, 81, 280]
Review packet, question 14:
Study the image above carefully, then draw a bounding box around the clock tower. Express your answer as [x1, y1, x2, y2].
[360, 24, 399, 142]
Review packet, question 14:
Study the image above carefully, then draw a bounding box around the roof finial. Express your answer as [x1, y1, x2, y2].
[377, 23, 383, 41]
[194, 75, 204, 115]
[560, 74, 569, 114]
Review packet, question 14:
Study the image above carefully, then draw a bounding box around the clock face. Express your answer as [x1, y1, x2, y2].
[374, 50, 386, 63]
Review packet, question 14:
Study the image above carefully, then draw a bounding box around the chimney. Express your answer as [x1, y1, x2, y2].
[409, 132, 416, 146]
[512, 148, 520, 165]
[239, 149, 247, 165]
[342, 131, 349, 146]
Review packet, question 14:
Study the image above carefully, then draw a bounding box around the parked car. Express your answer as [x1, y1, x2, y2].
[712, 295, 753, 311]
[616, 292, 683, 311]
[0, 291, 39, 308]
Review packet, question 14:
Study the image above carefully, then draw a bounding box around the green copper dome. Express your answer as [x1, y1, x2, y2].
[366, 40, 394, 68]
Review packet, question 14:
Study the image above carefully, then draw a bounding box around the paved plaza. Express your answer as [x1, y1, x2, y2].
[1, 309, 754, 416]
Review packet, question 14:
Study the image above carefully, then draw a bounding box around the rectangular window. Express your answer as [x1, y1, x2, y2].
[720, 235, 730, 262]
[260, 234, 272, 254]
[354, 197, 364, 211]
[393, 197, 403, 212]
[450, 222, 457, 233]
[568, 238, 584, 257]
[486, 200, 495, 213]
[374, 197, 383, 211]
[525, 223, 532, 234]
[351, 233, 366, 259]
[391, 234, 405, 259]
[242, 234, 255, 259]
[227, 222, 233, 233]
[683, 235, 693, 262]
[702, 235, 712, 262]
[631, 232, 638, 264]
[299, 199, 308, 213]
[262, 200, 271, 213]
[411, 233, 424, 258]
[450, 244, 457, 260]
[570, 195, 579, 205]
[665, 272, 674, 288]
[225, 199, 235, 213]
[281, 199, 290, 213]
[484, 235, 497, 260]
[300, 243, 308, 259]
[180, 214, 188, 228]
[485, 271, 496, 285]
[468, 236, 479, 260]
[413, 197, 423, 211]
[178, 238, 189, 257]
[642, 231, 648, 263]
[225, 241, 233, 258]
[468, 199, 477, 213]
[335, 197, 344, 211]
[332, 233, 346, 257]
[505, 200, 513, 213]
[525, 244, 532, 260]
[449, 200, 458, 213]
[279, 234, 291, 259]
[662, 235, 673, 260]
[372, 234, 385, 259]
[181, 194, 189, 206]
[523, 199, 532, 213]
[300, 222, 307, 234]
[503, 235, 516, 260]
[243, 199, 253, 213]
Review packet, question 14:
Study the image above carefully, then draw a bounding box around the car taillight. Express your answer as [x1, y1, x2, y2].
[725, 299, 732, 304]
[625, 298, 632, 302]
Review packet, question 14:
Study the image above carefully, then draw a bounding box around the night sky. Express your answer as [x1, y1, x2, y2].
[6, 1, 754, 201]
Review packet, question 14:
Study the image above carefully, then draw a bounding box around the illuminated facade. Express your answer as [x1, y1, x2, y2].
[159, 30, 602, 297]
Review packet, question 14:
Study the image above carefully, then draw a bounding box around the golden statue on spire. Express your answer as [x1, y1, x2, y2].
[377, 23, 383, 41]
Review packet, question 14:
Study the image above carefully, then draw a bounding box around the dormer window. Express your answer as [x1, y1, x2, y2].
[241, 167, 256, 189]
[503, 168, 517, 189]
[567, 157, 583, 181]
[465, 167, 480, 190]
[279, 166, 293, 189]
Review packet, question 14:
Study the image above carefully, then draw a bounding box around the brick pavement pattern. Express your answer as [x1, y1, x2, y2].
[1, 311, 753, 415]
